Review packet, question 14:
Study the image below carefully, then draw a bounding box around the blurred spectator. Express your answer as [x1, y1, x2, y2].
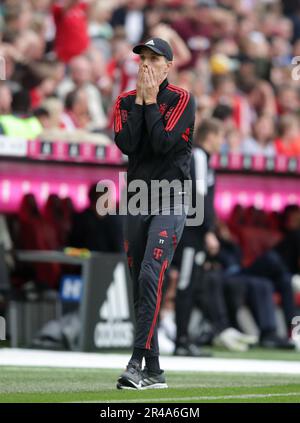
[52, 0, 90, 63]
[30, 77, 57, 109]
[3, 1, 33, 34]
[282, 0, 300, 16]
[174, 118, 259, 354]
[274, 114, 300, 157]
[0, 83, 13, 114]
[41, 97, 65, 129]
[0, 106, 49, 139]
[149, 23, 192, 70]
[11, 90, 32, 115]
[276, 84, 300, 115]
[211, 74, 252, 137]
[43, 194, 70, 247]
[241, 114, 276, 157]
[106, 36, 139, 100]
[61, 197, 75, 236]
[63, 88, 92, 130]
[241, 31, 271, 80]
[88, 0, 113, 56]
[57, 55, 107, 130]
[0, 0, 298, 147]
[70, 183, 123, 253]
[166, 2, 214, 66]
[244, 80, 277, 118]
[86, 46, 113, 111]
[174, 118, 223, 356]
[276, 205, 300, 274]
[271, 35, 292, 67]
[0, 214, 12, 315]
[0, 214, 14, 271]
[18, 193, 61, 288]
[242, 249, 296, 336]
[33, 106, 51, 128]
[282, 0, 300, 42]
[111, 0, 146, 45]
[212, 103, 237, 153]
[14, 29, 45, 62]
[215, 221, 295, 349]
[193, 264, 259, 352]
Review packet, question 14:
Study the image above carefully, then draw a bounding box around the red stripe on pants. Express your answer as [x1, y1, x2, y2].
[145, 259, 169, 350]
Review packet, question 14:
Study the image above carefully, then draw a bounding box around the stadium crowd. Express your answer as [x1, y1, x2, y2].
[0, 0, 300, 155]
[1, 0, 300, 352]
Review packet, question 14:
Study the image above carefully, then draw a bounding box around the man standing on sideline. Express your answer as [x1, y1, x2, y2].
[113, 38, 195, 390]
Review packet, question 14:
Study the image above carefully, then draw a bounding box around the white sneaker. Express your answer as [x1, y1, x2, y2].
[213, 328, 249, 352]
[227, 328, 258, 345]
[158, 327, 175, 355]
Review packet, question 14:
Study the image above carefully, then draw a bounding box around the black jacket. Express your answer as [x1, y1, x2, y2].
[113, 79, 195, 202]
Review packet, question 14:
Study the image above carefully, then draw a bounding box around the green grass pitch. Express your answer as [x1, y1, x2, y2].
[1, 364, 300, 403]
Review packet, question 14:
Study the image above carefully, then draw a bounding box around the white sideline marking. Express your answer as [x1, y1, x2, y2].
[71, 392, 300, 403]
[0, 349, 300, 375]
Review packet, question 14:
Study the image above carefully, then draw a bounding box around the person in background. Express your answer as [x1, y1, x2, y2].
[88, 0, 113, 56]
[63, 88, 92, 130]
[0, 106, 50, 139]
[211, 74, 252, 138]
[110, 0, 147, 45]
[0, 83, 13, 115]
[276, 84, 300, 116]
[212, 103, 237, 154]
[174, 118, 256, 355]
[274, 114, 300, 157]
[106, 36, 140, 100]
[42, 97, 65, 129]
[215, 221, 294, 349]
[276, 205, 300, 275]
[242, 114, 276, 157]
[52, 0, 91, 63]
[57, 55, 107, 130]
[174, 118, 219, 356]
[149, 23, 192, 70]
[69, 183, 123, 253]
[0, 214, 13, 319]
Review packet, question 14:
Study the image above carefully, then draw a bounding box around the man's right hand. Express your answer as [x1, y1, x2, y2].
[135, 66, 144, 105]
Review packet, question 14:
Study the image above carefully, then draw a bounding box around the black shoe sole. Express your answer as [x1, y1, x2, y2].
[116, 382, 138, 390]
[116, 377, 141, 390]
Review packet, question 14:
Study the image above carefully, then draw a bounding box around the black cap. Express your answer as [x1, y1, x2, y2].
[133, 38, 173, 61]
